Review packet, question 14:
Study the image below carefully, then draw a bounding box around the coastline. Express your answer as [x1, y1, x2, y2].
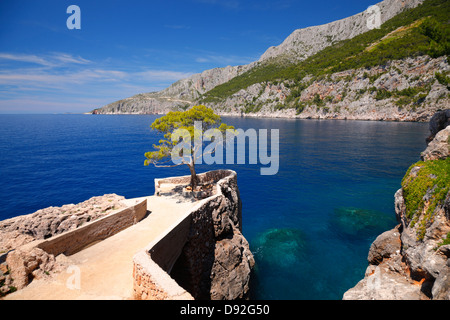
[87, 109, 435, 122]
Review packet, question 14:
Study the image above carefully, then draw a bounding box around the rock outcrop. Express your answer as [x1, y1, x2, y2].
[0, 194, 126, 253]
[343, 113, 450, 300]
[426, 109, 450, 143]
[0, 194, 126, 296]
[162, 170, 254, 300]
[422, 125, 450, 160]
[2, 247, 67, 293]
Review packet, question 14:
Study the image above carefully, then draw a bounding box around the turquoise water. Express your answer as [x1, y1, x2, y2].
[0, 114, 429, 299]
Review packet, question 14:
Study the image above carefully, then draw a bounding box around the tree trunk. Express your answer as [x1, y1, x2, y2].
[188, 163, 199, 189]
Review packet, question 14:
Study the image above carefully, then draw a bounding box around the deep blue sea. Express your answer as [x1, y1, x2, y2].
[0, 114, 429, 299]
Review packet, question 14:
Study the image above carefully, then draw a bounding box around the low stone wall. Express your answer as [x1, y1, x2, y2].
[5, 198, 148, 290]
[35, 198, 148, 256]
[154, 169, 232, 195]
[133, 170, 254, 300]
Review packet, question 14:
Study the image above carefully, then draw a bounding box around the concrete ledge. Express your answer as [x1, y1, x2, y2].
[133, 170, 237, 300]
[154, 169, 233, 195]
[25, 197, 148, 257]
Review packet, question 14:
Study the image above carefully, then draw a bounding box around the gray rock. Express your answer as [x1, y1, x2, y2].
[432, 266, 450, 300]
[368, 226, 402, 265]
[343, 255, 426, 300]
[0, 194, 126, 253]
[426, 109, 450, 143]
[421, 126, 450, 161]
[259, 0, 424, 62]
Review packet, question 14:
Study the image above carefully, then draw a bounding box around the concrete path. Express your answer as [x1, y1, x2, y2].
[4, 195, 197, 300]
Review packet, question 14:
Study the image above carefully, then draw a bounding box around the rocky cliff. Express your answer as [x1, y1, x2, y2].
[259, 0, 424, 62]
[343, 114, 450, 300]
[92, 0, 427, 116]
[93, 64, 253, 114]
[209, 55, 449, 121]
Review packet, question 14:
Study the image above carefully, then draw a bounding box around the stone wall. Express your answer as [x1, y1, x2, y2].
[133, 170, 254, 300]
[4, 198, 148, 291]
[36, 198, 148, 256]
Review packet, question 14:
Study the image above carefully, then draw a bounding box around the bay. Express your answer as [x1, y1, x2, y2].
[0, 114, 429, 299]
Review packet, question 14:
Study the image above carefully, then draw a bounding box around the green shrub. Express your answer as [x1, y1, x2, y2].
[401, 158, 450, 240]
[435, 71, 450, 87]
[375, 89, 393, 100]
[438, 232, 450, 247]
[313, 94, 324, 106]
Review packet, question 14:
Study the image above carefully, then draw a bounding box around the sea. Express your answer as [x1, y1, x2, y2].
[0, 114, 429, 299]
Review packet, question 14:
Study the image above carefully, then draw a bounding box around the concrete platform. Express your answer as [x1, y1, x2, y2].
[4, 195, 197, 300]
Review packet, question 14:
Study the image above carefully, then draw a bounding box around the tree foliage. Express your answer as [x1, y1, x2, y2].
[144, 105, 234, 188]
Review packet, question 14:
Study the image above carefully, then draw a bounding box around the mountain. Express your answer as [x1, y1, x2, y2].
[258, 0, 424, 62]
[92, 0, 449, 121]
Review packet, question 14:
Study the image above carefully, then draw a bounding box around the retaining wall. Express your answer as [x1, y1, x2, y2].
[21, 198, 147, 257]
[132, 169, 249, 300]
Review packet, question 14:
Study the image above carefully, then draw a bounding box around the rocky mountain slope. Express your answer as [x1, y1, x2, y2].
[92, 0, 428, 116]
[259, 0, 424, 62]
[93, 64, 252, 114]
[343, 115, 450, 300]
[208, 55, 449, 121]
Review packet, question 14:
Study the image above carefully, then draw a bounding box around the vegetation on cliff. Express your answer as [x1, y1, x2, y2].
[200, 0, 449, 104]
[401, 157, 450, 240]
[144, 105, 234, 188]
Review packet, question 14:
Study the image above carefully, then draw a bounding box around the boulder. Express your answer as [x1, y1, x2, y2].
[368, 226, 402, 265]
[5, 247, 64, 290]
[426, 109, 450, 144]
[210, 229, 254, 300]
[421, 126, 450, 160]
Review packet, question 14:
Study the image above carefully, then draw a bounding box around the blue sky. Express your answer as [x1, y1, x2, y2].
[0, 0, 379, 113]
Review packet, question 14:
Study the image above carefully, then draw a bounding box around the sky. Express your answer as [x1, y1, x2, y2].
[0, 0, 380, 113]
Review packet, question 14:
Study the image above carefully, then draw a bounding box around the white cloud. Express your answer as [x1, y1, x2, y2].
[0, 52, 195, 113]
[0, 53, 53, 67]
[0, 52, 91, 67]
[0, 68, 192, 88]
[50, 53, 91, 65]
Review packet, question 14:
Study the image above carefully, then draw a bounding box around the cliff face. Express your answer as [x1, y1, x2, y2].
[343, 121, 450, 300]
[92, 0, 426, 116]
[168, 171, 254, 300]
[209, 55, 450, 121]
[259, 0, 424, 62]
[94, 65, 253, 114]
[133, 170, 254, 300]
